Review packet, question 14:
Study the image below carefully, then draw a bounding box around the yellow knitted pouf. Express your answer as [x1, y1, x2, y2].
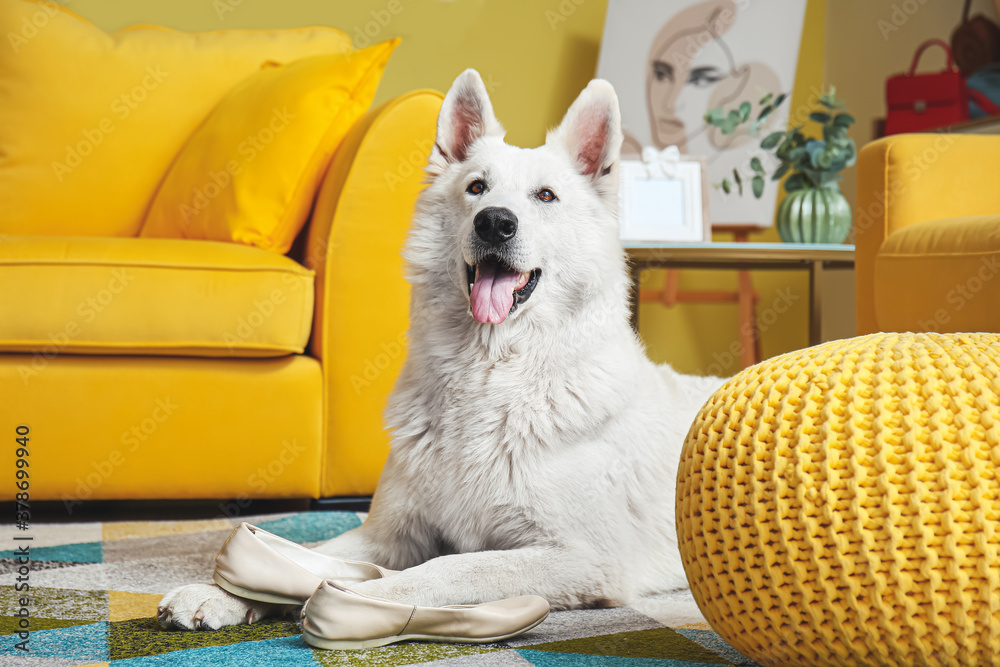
[677, 332, 1000, 667]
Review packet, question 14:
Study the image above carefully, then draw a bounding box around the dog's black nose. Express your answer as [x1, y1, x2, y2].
[474, 207, 518, 246]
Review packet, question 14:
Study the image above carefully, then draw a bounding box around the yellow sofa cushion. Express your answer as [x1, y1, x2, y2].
[0, 237, 314, 361]
[0, 0, 352, 238]
[1, 354, 323, 501]
[874, 214, 1000, 333]
[140, 41, 398, 253]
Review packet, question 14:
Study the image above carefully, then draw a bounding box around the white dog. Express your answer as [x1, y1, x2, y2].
[159, 70, 724, 630]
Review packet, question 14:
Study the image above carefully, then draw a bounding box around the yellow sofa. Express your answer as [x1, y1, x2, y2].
[855, 133, 1000, 335]
[0, 0, 443, 503]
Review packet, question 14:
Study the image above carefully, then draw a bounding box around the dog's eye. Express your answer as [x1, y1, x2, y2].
[466, 180, 486, 195]
[537, 188, 557, 203]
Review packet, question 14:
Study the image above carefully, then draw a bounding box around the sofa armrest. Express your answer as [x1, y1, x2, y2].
[855, 134, 1000, 334]
[304, 90, 443, 497]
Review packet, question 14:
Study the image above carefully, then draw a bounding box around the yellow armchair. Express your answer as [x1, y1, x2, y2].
[855, 133, 1000, 335]
[676, 132, 1000, 667]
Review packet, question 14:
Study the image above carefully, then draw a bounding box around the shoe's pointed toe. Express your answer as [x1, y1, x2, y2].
[213, 522, 395, 605]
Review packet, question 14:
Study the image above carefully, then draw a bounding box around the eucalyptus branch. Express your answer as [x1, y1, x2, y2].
[703, 87, 856, 198]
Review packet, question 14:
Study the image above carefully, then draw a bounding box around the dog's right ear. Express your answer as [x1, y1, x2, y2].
[427, 69, 504, 176]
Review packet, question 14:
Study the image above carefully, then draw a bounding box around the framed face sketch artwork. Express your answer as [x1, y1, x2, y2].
[597, 0, 807, 227]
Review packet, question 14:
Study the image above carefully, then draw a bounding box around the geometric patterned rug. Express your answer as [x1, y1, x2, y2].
[0, 511, 759, 666]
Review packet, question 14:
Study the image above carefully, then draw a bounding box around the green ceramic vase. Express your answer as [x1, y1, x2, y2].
[776, 186, 852, 244]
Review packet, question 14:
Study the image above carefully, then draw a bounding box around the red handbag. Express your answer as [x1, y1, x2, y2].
[885, 39, 969, 135]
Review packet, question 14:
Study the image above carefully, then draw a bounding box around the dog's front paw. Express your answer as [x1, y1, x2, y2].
[157, 583, 279, 630]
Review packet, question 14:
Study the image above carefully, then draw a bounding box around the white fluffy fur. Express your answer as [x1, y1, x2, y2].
[158, 70, 724, 630]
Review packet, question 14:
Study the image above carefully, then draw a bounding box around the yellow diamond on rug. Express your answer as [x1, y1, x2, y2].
[103, 519, 238, 541]
[109, 590, 164, 622]
[675, 622, 713, 631]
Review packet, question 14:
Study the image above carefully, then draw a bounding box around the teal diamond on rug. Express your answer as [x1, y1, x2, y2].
[0, 619, 108, 660]
[516, 651, 732, 666]
[31, 541, 103, 564]
[256, 513, 362, 544]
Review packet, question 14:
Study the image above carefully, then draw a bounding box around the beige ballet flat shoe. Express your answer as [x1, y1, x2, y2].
[212, 522, 396, 605]
[301, 580, 550, 650]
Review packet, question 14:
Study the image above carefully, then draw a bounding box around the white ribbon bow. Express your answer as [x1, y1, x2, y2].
[640, 145, 681, 179]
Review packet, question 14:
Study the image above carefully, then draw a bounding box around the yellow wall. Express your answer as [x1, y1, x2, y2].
[826, 0, 999, 211]
[67, 0, 610, 148]
[71, 0, 830, 376]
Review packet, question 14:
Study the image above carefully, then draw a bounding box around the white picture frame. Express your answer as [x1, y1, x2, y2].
[618, 156, 710, 243]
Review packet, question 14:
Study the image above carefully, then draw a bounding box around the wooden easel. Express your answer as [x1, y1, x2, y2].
[637, 224, 763, 369]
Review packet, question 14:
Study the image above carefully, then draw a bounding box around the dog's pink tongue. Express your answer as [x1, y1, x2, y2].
[471, 261, 519, 324]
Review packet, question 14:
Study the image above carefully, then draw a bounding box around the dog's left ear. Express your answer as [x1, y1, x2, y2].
[547, 79, 623, 205]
